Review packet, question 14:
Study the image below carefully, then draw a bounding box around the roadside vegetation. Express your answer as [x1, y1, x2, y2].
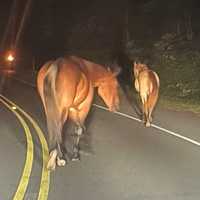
[125, 32, 200, 114]
[20, 0, 200, 114]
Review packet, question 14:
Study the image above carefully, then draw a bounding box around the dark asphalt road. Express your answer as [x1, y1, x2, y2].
[0, 73, 200, 200]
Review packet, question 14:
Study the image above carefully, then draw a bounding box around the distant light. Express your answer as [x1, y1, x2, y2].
[7, 53, 15, 62]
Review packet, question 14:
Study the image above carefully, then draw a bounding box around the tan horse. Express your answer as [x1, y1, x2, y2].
[133, 62, 159, 127]
[37, 56, 120, 170]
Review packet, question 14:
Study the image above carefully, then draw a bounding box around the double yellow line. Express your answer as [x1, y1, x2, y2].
[0, 95, 50, 200]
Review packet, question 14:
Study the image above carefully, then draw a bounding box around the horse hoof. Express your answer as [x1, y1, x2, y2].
[71, 154, 80, 161]
[145, 121, 151, 127]
[71, 157, 80, 162]
[57, 157, 66, 167]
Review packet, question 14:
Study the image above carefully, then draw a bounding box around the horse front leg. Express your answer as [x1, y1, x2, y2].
[69, 107, 85, 161]
[70, 83, 94, 161]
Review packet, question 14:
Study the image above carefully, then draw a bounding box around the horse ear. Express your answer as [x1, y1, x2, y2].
[107, 66, 111, 72]
[112, 66, 121, 76]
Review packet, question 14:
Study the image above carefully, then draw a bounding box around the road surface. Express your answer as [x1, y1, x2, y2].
[0, 72, 200, 200]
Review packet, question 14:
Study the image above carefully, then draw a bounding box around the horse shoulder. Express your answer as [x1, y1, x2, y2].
[72, 70, 92, 106]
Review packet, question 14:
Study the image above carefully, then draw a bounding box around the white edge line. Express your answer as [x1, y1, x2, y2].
[12, 77, 200, 147]
[12, 77, 36, 88]
[93, 104, 200, 147]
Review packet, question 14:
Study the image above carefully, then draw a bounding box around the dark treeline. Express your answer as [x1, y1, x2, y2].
[0, 0, 200, 68]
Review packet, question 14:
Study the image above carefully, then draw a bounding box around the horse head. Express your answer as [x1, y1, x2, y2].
[97, 65, 121, 112]
[133, 61, 148, 78]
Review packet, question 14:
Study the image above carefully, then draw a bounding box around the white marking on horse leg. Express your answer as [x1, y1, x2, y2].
[71, 157, 80, 162]
[47, 149, 57, 171]
[145, 121, 151, 127]
[148, 111, 153, 122]
[76, 126, 83, 136]
[56, 157, 66, 167]
[140, 94, 147, 105]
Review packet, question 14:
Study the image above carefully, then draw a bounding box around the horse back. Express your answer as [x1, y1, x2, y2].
[69, 55, 109, 83]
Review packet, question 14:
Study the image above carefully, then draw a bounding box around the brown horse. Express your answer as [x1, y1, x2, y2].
[133, 62, 159, 127]
[37, 56, 120, 170]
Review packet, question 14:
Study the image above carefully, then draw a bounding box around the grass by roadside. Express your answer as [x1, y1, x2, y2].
[152, 51, 200, 115]
[126, 35, 200, 116]
[158, 96, 200, 115]
[122, 84, 200, 116]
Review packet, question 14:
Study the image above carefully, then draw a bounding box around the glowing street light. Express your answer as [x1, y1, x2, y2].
[7, 53, 15, 62]
[4, 50, 16, 72]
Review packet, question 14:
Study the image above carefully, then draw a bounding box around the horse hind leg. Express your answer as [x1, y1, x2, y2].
[46, 125, 58, 170]
[55, 109, 70, 166]
[140, 93, 150, 127]
[47, 143, 66, 170]
[46, 119, 66, 170]
[144, 102, 151, 127]
[148, 104, 153, 124]
[47, 149, 58, 170]
[147, 91, 159, 126]
[56, 143, 66, 167]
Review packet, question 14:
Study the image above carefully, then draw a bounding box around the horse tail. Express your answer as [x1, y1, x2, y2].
[43, 61, 62, 150]
[147, 72, 159, 113]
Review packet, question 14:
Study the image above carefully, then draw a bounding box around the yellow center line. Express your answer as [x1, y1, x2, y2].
[0, 98, 34, 200]
[0, 94, 50, 200]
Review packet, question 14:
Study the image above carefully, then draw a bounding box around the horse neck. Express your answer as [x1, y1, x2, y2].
[83, 60, 108, 87]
